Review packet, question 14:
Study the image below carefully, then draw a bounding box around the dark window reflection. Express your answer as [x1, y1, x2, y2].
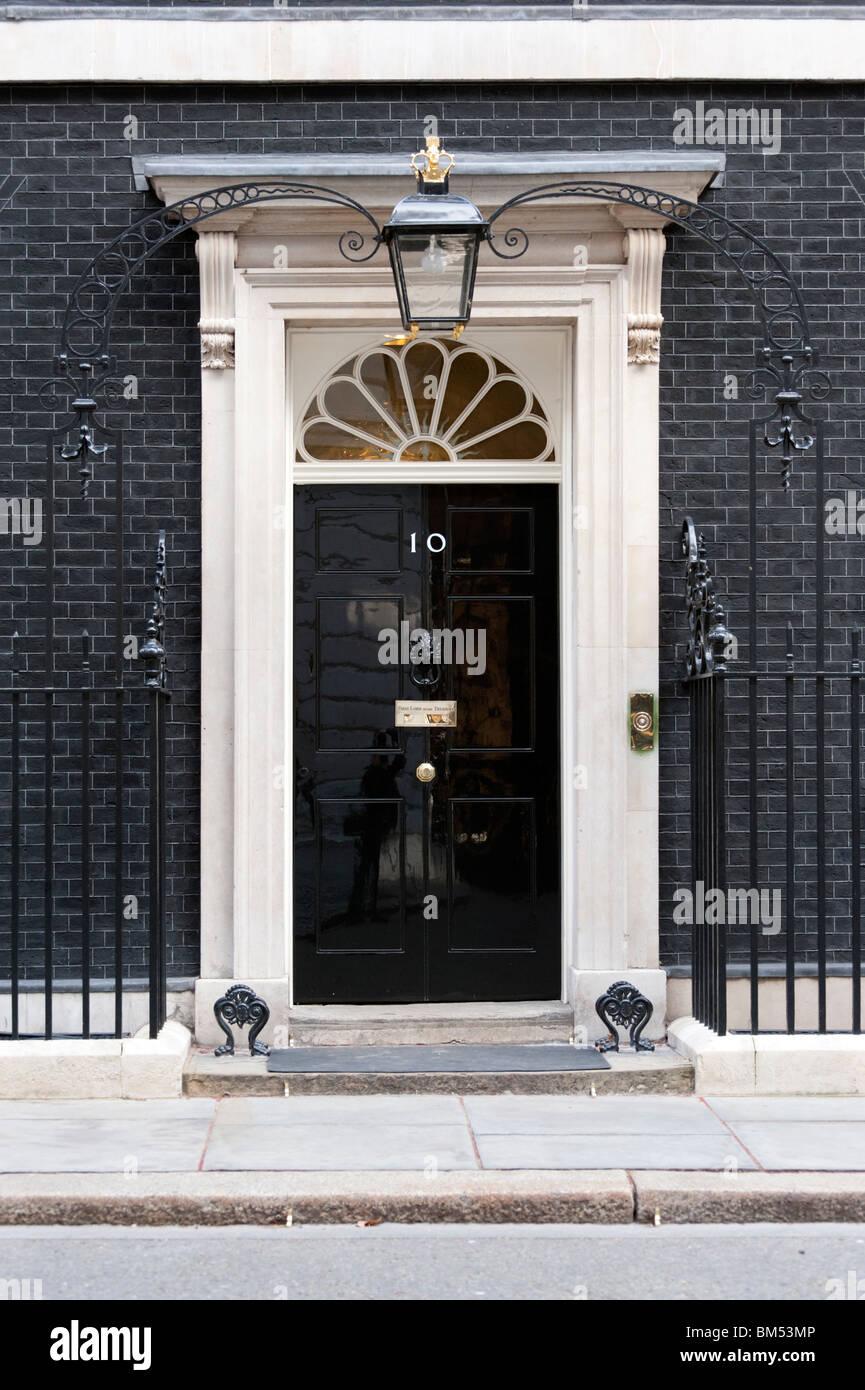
[318, 733, 406, 950]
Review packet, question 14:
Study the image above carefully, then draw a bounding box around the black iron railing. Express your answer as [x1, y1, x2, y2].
[681, 516, 863, 1036]
[689, 672, 728, 1035]
[0, 526, 169, 1040]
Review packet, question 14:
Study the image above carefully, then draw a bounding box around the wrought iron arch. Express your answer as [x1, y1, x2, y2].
[487, 180, 809, 352]
[485, 179, 831, 488]
[53, 176, 830, 487]
[53, 182, 385, 495]
[61, 181, 383, 363]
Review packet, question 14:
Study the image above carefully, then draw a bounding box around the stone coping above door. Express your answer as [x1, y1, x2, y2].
[139, 155, 722, 251]
[134, 149, 724, 199]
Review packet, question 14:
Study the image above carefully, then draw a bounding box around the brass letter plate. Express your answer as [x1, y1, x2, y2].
[395, 700, 457, 728]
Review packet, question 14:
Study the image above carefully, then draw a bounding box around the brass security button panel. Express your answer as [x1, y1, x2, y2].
[630, 692, 657, 752]
[395, 699, 457, 728]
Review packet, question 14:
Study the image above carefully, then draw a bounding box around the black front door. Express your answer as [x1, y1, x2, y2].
[293, 483, 560, 1002]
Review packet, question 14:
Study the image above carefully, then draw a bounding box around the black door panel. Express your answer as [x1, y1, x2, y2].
[293, 483, 560, 1003]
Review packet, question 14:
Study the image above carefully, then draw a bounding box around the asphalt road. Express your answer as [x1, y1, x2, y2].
[0, 1223, 864, 1301]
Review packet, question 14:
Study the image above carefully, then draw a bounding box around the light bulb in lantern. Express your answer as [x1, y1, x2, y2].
[421, 235, 447, 275]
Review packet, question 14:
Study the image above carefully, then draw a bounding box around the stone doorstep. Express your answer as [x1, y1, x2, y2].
[287, 1000, 575, 1047]
[195, 989, 670, 1050]
[0, 1170, 863, 1227]
[182, 1044, 694, 1097]
[668, 1016, 865, 1096]
[0, 1022, 191, 1100]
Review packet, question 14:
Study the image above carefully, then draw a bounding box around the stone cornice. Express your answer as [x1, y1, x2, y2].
[143, 159, 723, 237]
[134, 151, 726, 197]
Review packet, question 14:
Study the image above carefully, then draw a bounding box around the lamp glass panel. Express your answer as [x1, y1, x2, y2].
[395, 231, 476, 322]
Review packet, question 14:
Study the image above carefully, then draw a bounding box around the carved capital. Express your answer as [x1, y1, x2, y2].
[196, 231, 237, 370]
[621, 228, 666, 366]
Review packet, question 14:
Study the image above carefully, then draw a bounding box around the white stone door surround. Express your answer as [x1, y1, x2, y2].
[139, 156, 721, 1044]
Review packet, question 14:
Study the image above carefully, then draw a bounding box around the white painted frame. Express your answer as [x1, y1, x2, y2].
[196, 260, 659, 1037]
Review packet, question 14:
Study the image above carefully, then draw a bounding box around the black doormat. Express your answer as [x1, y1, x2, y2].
[267, 1045, 610, 1074]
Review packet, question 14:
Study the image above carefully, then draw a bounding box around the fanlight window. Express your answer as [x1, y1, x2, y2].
[296, 338, 554, 464]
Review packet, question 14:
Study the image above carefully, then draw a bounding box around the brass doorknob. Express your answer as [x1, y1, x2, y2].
[416, 762, 436, 783]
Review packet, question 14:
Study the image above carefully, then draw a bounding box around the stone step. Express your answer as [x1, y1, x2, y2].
[286, 1001, 575, 1047]
[183, 1044, 693, 1097]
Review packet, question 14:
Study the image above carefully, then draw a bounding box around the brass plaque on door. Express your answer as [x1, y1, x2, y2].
[395, 700, 457, 728]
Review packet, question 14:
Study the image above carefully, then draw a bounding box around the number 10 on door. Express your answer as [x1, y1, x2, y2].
[410, 532, 446, 554]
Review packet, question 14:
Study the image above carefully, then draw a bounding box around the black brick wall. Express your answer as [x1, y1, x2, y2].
[1, 79, 863, 981]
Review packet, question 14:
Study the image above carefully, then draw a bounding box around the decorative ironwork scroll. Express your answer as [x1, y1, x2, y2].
[681, 517, 733, 679]
[61, 181, 383, 363]
[213, 984, 271, 1058]
[139, 531, 168, 690]
[486, 179, 830, 486]
[594, 980, 655, 1053]
[53, 181, 384, 493]
[745, 347, 830, 490]
[39, 356, 123, 500]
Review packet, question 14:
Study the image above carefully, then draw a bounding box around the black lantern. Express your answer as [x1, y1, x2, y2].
[383, 137, 489, 337]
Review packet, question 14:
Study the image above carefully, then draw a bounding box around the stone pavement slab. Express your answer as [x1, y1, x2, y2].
[706, 1097, 865, 1123]
[207, 1096, 476, 1172]
[473, 1133, 756, 1171]
[0, 1099, 216, 1123]
[215, 1096, 465, 1127]
[731, 1121, 865, 1171]
[464, 1095, 725, 1135]
[202, 1121, 478, 1171]
[463, 1095, 743, 1169]
[0, 1114, 212, 1173]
